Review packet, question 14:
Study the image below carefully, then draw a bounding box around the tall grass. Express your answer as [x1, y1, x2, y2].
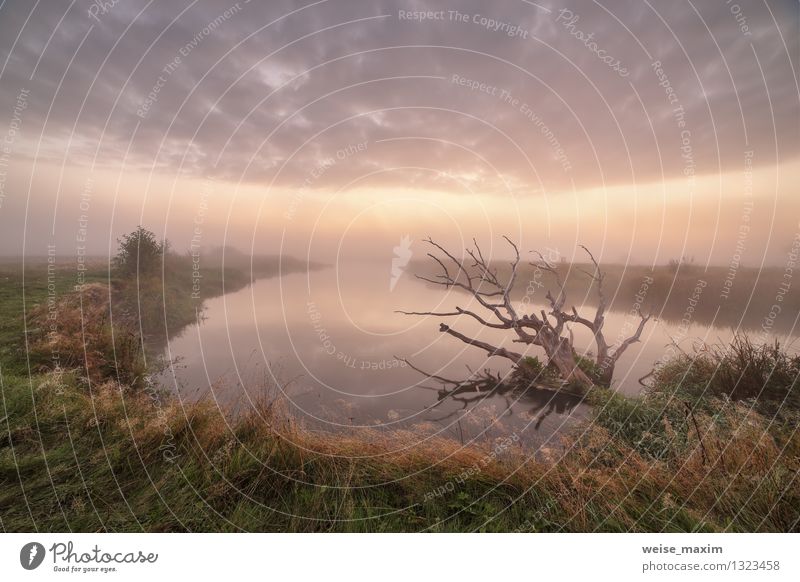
[2, 270, 798, 532]
[2, 338, 797, 532]
[651, 335, 800, 421]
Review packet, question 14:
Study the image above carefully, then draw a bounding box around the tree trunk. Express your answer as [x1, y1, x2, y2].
[596, 357, 615, 387]
[540, 332, 593, 389]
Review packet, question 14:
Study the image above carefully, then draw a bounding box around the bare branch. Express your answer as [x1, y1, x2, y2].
[501, 236, 522, 322]
[466, 243, 501, 289]
[609, 310, 651, 362]
[413, 239, 513, 325]
[393, 356, 464, 386]
[424, 237, 472, 286]
[579, 245, 603, 281]
[567, 306, 595, 330]
[580, 244, 607, 324]
[427, 252, 452, 283]
[438, 323, 527, 366]
[395, 307, 511, 329]
[531, 250, 567, 313]
[401, 237, 647, 390]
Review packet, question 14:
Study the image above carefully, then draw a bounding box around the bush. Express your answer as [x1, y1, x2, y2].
[711, 336, 800, 408]
[113, 226, 167, 278]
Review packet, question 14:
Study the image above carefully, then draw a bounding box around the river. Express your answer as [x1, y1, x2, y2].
[158, 260, 795, 448]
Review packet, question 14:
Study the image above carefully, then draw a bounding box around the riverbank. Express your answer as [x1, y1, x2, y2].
[1, 343, 797, 532]
[0, 252, 318, 378]
[0, 262, 798, 532]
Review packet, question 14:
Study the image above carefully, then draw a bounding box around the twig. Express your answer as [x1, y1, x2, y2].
[684, 402, 708, 466]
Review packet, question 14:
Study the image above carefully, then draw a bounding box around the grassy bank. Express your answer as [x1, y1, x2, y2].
[0, 244, 314, 381]
[0, 351, 797, 532]
[0, 262, 107, 377]
[0, 260, 246, 383]
[1, 301, 797, 531]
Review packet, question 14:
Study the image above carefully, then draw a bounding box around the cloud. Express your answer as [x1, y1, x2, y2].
[0, 0, 797, 197]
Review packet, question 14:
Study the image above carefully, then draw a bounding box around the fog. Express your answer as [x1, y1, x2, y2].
[0, 0, 797, 266]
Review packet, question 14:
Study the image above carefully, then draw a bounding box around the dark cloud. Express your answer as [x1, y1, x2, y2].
[0, 0, 797, 195]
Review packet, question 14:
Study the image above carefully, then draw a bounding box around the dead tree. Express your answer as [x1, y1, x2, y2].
[399, 237, 593, 389]
[399, 238, 651, 391]
[533, 245, 651, 387]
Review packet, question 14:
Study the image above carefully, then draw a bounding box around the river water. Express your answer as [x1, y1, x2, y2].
[159, 261, 794, 449]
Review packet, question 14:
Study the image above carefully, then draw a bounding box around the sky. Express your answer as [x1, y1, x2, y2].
[0, 0, 797, 266]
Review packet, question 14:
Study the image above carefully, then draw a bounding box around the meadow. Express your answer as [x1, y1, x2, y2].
[0, 250, 797, 532]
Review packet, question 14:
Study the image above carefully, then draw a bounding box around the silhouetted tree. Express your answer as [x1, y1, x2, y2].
[113, 226, 167, 278]
[399, 237, 651, 392]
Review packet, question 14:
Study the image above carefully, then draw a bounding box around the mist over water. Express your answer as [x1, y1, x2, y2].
[160, 259, 797, 448]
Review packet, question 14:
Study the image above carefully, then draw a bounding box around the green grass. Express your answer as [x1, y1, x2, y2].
[0, 372, 546, 532]
[1, 345, 797, 532]
[1, 259, 798, 532]
[0, 265, 107, 376]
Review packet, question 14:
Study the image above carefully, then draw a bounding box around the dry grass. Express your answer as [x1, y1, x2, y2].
[26, 282, 147, 389]
[1, 361, 797, 532]
[2, 271, 798, 532]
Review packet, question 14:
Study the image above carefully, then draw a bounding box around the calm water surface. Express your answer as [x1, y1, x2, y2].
[160, 261, 795, 449]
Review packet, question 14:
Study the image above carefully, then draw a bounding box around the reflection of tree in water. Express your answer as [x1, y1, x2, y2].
[413, 363, 584, 431]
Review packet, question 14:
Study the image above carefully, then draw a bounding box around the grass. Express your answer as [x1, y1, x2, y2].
[0, 258, 248, 390]
[0, 258, 798, 532]
[1, 357, 796, 532]
[0, 263, 107, 376]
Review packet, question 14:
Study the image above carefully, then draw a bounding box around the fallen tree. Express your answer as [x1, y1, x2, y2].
[399, 237, 652, 392]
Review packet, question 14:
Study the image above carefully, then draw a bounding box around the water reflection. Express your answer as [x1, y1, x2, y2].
[425, 379, 584, 432]
[159, 259, 796, 448]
